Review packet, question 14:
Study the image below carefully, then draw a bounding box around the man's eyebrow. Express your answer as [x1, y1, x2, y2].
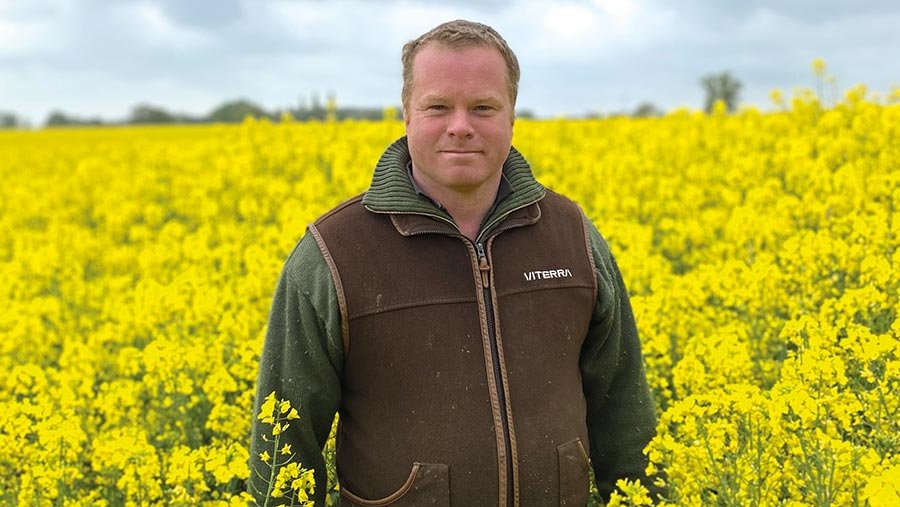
[417, 93, 447, 103]
[473, 96, 504, 104]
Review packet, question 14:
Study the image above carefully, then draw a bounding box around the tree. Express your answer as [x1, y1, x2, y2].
[44, 111, 104, 127]
[208, 99, 270, 123]
[129, 103, 175, 124]
[515, 109, 535, 119]
[46, 110, 77, 126]
[632, 102, 663, 118]
[0, 111, 20, 128]
[700, 71, 743, 113]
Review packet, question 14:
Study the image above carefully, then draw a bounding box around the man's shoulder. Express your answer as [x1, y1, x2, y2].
[538, 188, 615, 264]
[537, 188, 597, 234]
[540, 188, 583, 212]
[279, 193, 369, 278]
[308, 191, 398, 251]
[312, 192, 368, 227]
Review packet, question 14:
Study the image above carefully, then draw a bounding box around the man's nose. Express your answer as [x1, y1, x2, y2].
[446, 110, 475, 138]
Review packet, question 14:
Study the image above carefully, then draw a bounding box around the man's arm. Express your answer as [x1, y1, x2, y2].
[249, 232, 344, 506]
[580, 217, 662, 503]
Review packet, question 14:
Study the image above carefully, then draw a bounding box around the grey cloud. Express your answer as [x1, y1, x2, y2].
[357, 0, 513, 12]
[158, 0, 244, 29]
[652, 0, 900, 25]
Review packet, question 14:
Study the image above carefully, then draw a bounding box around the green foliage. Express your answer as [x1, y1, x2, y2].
[700, 71, 743, 113]
[209, 99, 270, 123]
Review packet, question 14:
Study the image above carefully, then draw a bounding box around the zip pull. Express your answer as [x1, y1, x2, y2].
[476, 242, 491, 288]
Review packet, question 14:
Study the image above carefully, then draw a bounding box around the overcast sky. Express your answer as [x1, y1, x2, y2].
[2, 0, 899, 124]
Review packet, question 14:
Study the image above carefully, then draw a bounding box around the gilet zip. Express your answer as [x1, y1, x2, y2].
[476, 241, 513, 507]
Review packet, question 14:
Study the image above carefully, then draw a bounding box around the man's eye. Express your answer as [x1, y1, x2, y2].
[474, 105, 495, 112]
[428, 105, 447, 111]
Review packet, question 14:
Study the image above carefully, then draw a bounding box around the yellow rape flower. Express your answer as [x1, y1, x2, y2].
[812, 58, 827, 76]
[258, 391, 276, 424]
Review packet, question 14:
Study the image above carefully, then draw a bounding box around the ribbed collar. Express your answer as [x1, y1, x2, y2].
[362, 136, 546, 232]
[405, 160, 514, 216]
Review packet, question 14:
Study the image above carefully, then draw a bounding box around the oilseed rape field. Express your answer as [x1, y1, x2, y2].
[2, 88, 900, 506]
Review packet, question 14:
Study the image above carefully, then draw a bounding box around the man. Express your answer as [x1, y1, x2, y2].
[250, 19, 659, 507]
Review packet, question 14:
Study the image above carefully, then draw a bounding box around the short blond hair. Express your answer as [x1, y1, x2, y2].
[401, 19, 520, 110]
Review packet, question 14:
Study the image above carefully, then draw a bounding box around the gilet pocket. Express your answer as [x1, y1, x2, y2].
[558, 438, 590, 506]
[340, 462, 449, 507]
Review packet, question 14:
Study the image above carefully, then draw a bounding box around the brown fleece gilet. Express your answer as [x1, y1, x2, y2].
[309, 190, 597, 507]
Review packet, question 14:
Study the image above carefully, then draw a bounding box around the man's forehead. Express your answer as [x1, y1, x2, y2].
[414, 41, 502, 60]
[411, 44, 507, 80]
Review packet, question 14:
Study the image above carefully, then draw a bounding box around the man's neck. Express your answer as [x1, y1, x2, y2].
[411, 168, 502, 242]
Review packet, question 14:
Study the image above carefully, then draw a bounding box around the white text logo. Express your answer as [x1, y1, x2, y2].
[524, 269, 573, 281]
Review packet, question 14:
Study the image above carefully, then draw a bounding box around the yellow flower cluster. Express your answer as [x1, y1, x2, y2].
[253, 392, 315, 505]
[1, 86, 897, 505]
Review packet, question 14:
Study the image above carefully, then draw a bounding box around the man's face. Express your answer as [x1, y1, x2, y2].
[404, 43, 515, 195]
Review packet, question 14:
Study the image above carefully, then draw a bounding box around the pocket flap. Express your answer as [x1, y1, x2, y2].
[341, 462, 449, 507]
[558, 438, 590, 506]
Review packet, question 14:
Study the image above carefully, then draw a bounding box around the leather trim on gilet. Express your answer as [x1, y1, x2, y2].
[312, 190, 596, 507]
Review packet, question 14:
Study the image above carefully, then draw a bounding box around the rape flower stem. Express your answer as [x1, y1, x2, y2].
[56, 436, 65, 507]
[263, 420, 281, 507]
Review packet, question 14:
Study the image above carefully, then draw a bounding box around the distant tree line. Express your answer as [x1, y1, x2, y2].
[0, 95, 400, 129]
[41, 97, 391, 127]
[1, 111, 23, 128]
[1, 73, 744, 129]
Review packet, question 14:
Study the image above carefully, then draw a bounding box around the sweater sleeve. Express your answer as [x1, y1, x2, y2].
[580, 217, 662, 503]
[248, 231, 344, 506]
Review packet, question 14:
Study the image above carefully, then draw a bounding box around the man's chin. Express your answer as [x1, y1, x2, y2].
[438, 174, 497, 194]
